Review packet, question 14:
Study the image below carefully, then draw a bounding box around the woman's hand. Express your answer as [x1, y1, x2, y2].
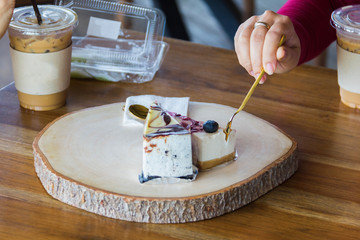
[0, 0, 15, 39]
[234, 10, 301, 83]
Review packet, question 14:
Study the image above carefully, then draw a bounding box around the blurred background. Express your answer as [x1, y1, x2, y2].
[0, 0, 336, 89]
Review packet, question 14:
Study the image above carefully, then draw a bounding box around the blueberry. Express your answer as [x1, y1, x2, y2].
[203, 120, 219, 133]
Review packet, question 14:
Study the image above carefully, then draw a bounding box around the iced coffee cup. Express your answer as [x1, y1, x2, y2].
[8, 5, 78, 111]
[331, 5, 360, 109]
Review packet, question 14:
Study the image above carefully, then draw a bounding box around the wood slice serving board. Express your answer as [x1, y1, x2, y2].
[33, 102, 298, 223]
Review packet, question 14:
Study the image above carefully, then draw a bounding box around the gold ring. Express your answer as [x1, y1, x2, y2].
[254, 21, 270, 30]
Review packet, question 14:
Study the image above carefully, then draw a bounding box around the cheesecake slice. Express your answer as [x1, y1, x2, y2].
[139, 102, 197, 184]
[169, 113, 237, 171]
[192, 129, 236, 171]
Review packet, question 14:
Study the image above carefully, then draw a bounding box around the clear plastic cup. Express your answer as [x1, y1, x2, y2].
[331, 5, 360, 109]
[8, 5, 78, 111]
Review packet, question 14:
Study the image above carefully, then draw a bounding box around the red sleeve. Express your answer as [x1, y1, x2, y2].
[277, 0, 360, 65]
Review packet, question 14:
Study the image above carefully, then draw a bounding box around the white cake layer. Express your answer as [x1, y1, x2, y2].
[143, 134, 193, 177]
[192, 129, 236, 163]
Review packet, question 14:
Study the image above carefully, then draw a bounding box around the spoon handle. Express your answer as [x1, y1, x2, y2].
[224, 35, 286, 141]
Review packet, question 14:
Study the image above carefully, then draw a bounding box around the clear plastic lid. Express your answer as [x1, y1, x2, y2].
[331, 4, 360, 36]
[9, 5, 78, 35]
[55, 0, 168, 83]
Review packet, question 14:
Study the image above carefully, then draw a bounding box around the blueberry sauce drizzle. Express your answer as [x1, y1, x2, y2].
[168, 112, 203, 133]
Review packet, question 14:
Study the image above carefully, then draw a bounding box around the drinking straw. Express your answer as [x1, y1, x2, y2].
[31, 0, 43, 25]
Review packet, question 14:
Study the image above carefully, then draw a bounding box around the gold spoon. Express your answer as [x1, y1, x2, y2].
[223, 35, 286, 141]
[128, 104, 149, 120]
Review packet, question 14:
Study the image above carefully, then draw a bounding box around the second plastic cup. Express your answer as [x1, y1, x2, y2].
[331, 5, 360, 109]
[8, 5, 78, 111]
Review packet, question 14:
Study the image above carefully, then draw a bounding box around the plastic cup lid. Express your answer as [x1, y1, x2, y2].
[331, 4, 360, 35]
[9, 5, 78, 35]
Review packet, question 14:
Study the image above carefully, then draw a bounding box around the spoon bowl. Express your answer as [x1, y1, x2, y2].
[128, 104, 149, 120]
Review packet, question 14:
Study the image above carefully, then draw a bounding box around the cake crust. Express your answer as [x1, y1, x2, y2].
[197, 152, 236, 171]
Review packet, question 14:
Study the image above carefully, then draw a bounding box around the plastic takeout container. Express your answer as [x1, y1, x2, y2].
[55, 0, 168, 83]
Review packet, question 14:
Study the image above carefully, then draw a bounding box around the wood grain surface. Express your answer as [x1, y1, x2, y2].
[1, 37, 360, 239]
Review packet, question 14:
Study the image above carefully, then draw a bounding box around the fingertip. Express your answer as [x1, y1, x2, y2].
[258, 74, 267, 84]
[277, 46, 286, 61]
[265, 63, 274, 75]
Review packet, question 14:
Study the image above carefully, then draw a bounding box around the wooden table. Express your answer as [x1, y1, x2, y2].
[0, 37, 359, 239]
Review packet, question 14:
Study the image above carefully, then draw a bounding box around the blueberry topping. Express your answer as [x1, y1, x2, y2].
[203, 120, 219, 133]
